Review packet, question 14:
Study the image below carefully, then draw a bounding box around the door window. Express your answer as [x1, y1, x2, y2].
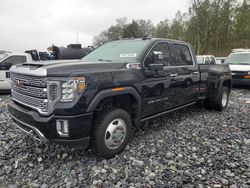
[144, 43, 171, 67]
[2, 56, 27, 65]
[205, 57, 210, 64]
[171, 44, 193, 66]
[210, 57, 216, 64]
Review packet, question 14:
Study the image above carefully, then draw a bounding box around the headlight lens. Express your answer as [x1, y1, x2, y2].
[60, 77, 86, 102]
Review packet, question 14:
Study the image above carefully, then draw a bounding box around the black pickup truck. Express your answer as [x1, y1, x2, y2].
[7, 38, 232, 158]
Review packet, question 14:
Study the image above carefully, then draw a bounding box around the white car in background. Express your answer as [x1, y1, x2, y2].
[0, 52, 33, 92]
[196, 55, 216, 65]
[215, 57, 226, 64]
[224, 50, 250, 86]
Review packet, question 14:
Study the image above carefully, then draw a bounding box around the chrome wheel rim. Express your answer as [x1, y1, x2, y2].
[104, 118, 127, 150]
[222, 91, 228, 107]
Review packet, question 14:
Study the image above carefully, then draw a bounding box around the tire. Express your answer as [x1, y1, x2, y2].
[204, 99, 213, 110]
[92, 108, 132, 159]
[213, 86, 230, 111]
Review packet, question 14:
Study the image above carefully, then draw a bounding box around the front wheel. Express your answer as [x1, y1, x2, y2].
[92, 108, 132, 159]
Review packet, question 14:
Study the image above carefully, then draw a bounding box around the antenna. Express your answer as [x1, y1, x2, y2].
[76, 33, 79, 44]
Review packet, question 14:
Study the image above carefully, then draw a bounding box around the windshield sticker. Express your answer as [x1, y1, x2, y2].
[120, 53, 137, 58]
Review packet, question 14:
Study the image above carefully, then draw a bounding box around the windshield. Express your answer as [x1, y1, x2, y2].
[0, 53, 9, 61]
[224, 53, 250, 65]
[83, 40, 150, 63]
[196, 57, 204, 64]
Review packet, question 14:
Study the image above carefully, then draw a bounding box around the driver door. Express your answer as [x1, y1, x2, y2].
[141, 42, 176, 117]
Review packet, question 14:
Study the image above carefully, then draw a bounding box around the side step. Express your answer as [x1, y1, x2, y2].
[141, 102, 196, 122]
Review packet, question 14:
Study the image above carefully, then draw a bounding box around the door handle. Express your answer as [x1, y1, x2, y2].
[192, 71, 199, 75]
[170, 73, 178, 77]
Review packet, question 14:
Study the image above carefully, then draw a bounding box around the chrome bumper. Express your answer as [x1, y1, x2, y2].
[11, 115, 49, 142]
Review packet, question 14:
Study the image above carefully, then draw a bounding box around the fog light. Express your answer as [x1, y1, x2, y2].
[56, 120, 69, 137]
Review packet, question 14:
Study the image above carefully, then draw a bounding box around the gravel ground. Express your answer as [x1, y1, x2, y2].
[0, 88, 249, 188]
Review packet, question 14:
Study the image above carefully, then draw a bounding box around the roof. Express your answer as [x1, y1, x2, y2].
[196, 55, 215, 57]
[232, 48, 250, 53]
[8, 52, 30, 56]
[111, 38, 191, 46]
[230, 51, 250, 55]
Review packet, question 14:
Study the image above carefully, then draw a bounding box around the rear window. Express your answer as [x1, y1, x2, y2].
[171, 44, 193, 66]
[210, 57, 216, 64]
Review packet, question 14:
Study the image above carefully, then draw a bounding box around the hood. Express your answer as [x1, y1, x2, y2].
[10, 60, 127, 77]
[229, 64, 250, 72]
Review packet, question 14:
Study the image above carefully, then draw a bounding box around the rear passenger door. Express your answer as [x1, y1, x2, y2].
[168, 42, 200, 105]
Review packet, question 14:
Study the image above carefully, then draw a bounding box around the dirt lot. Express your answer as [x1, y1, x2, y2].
[0, 88, 249, 188]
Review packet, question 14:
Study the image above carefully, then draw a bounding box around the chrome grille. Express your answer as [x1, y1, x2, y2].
[10, 73, 46, 87]
[12, 90, 48, 112]
[12, 83, 47, 99]
[10, 73, 48, 113]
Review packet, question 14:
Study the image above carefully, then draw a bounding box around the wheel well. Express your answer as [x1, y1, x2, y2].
[93, 94, 139, 127]
[222, 80, 231, 91]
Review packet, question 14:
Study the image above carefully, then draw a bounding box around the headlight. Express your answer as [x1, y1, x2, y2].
[248, 72, 250, 75]
[60, 77, 86, 102]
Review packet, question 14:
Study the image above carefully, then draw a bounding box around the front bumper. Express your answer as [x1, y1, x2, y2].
[8, 101, 93, 148]
[232, 78, 250, 86]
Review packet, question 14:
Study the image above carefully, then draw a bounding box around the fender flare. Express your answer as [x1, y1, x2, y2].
[86, 87, 142, 126]
[215, 76, 232, 101]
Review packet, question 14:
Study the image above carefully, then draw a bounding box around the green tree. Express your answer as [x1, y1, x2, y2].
[234, 0, 250, 47]
[93, 17, 127, 47]
[154, 19, 170, 38]
[123, 19, 155, 38]
[93, 0, 250, 56]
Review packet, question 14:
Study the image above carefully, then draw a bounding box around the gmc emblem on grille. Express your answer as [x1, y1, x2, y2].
[15, 79, 25, 87]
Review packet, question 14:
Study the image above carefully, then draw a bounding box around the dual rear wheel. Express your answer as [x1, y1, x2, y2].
[205, 86, 230, 111]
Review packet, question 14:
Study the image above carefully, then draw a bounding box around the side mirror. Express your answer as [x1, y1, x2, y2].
[153, 51, 163, 63]
[148, 51, 164, 71]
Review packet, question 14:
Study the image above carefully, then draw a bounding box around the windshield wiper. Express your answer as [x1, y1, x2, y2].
[98, 59, 112, 62]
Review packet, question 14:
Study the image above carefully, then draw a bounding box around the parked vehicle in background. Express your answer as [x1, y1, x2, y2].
[25, 44, 95, 61]
[215, 57, 226, 64]
[196, 55, 216, 65]
[224, 49, 250, 86]
[8, 38, 232, 158]
[47, 44, 95, 60]
[232, 48, 250, 53]
[0, 52, 33, 92]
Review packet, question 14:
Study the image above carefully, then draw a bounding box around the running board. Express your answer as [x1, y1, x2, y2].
[141, 102, 196, 122]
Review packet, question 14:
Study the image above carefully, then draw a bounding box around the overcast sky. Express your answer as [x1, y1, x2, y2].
[0, 0, 189, 52]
